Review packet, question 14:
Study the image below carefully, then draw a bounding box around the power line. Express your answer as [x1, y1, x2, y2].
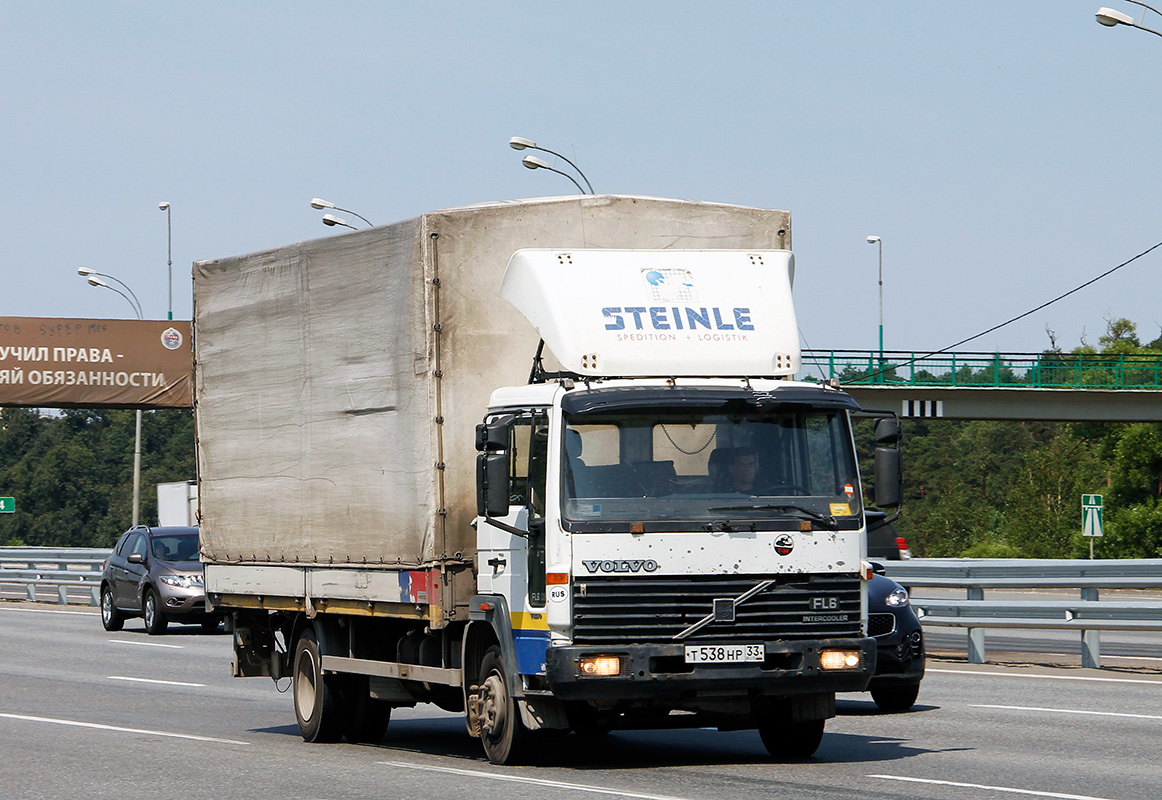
[850, 236, 1162, 382]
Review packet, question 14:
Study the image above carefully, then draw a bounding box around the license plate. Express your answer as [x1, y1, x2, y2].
[684, 643, 765, 664]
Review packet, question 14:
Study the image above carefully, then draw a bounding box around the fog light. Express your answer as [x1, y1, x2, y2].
[578, 655, 623, 677]
[820, 649, 862, 670]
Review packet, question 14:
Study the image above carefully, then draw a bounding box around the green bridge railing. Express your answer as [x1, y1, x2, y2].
[802, 350, 1162, 389]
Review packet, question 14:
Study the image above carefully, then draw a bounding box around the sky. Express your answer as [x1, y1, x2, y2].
[3, 1, 1161, 358]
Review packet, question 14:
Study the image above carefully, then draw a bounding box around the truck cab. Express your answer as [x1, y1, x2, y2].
[471, 373, 893, 760]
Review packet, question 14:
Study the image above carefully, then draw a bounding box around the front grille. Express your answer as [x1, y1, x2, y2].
[869, 613, 897, 637]
[572, 574, 862, 645]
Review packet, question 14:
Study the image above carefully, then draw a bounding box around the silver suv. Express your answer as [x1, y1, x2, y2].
[100, 526, 221, 634]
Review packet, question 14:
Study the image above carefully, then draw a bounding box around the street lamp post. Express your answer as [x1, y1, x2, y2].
[310, 198, 373, 228]
[866, 236, 884, 364]
[322, 214, 358, 230]
[508, 137, 595, 194]
[80, 269, 144, 527]
[1096, 2, 1162, 37]
[521, 155, 588, 194]
[159, 202, 172, 320]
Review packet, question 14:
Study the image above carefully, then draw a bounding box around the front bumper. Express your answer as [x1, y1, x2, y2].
[156, 584, 214, 618]
[544, 637, 876, 702]
[871, 629, 925, 687]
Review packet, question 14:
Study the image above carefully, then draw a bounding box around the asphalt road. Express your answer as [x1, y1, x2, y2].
[2, 601, 1160, 800]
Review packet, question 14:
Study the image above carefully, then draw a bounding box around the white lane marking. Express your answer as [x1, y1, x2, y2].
[870, 774, 1123, 800]
[0, 712, 248, 745]
[109, 639, 184, 649]
[0, 606, 93, 616]
[108, 676, 205, 688]
[379, 761, 692, 800]
[1099, 654, 1162, 663]
[929, 668, 1162, 686]
[972, 704, 1162, 721]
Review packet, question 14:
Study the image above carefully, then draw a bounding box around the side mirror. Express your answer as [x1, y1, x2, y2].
[874, 417, 901, 446]
[477, 452, 511, 518]
[476, 414, 514, 517]
[476, 414, 514, 452]
[127, 552, 144, 565]
[874, 447, 902, 508]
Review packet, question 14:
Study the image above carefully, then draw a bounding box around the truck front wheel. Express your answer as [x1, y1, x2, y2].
[293, 627, 345, 743]
[477, 646, 528, 765]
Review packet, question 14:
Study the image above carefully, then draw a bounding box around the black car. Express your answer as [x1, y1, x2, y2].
[867, 509, 912, 560]
[866, 563, 925, 711]
[100, 525, 221, 634]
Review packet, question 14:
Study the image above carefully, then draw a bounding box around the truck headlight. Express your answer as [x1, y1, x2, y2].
[577, 655, 625, 677]
[819, 649, 862, 670]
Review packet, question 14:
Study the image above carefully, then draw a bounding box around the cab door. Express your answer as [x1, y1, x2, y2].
[476, 412, 548, 599]
[475, 411, 550, 672]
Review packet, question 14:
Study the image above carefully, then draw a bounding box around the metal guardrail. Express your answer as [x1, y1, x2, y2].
[881, 558, 1162, 668]
[803, 350, 1162, 389]
[0, 547, 110, 606]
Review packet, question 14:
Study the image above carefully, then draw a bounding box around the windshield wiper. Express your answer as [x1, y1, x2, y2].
[702, 519, 757, 533]
[707, 503, 838, 529]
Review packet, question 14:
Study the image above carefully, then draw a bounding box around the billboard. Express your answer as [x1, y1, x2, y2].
[0, 317, 193, 408]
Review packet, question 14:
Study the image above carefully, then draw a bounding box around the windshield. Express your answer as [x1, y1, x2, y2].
[562, 404, 861, 531]
[151, 532, 199, 562]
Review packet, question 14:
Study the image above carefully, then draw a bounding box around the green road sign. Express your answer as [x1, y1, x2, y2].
[1082, 494, 1103, 538]
[0, 497, 14, 513]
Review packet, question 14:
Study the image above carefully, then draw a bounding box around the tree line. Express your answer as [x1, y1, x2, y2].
[0, 408, 193, 548]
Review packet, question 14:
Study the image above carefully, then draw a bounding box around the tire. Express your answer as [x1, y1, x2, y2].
[292, 627, 345, 743]
[759, 718, 826, 760]
[142, 589, 169, 635]
[870, 683, 920, 713]
[342, 675, 392, 744]
[100, 586, 125, 632]
[477, 645, 529, 765]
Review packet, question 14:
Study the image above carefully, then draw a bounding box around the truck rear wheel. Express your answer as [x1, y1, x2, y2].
[293, 627, 345, 743]
[477, 646, 528, 765]
[342, 675, 392, 744]
[758, 718, 825, 760]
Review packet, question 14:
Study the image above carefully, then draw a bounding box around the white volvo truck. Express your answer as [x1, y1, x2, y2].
[196, 195, 901, 764]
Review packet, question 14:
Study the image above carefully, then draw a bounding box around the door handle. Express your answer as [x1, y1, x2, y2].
[487, 555, 507, 571]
